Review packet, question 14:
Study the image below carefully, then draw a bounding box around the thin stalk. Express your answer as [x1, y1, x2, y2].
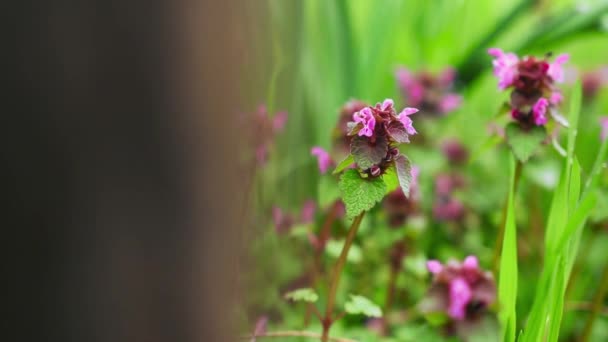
[321, 212, 366, 342]
[243, 330, 357, 342]
[492, 160, 523, 274]
[580, 263, 608, 342]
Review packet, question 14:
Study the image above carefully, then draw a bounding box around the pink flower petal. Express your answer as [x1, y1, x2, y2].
[380, 98, 394, 111]
[311, 146, 332, 174]
[548, 53, 569, 83]
[550, 92, 563, 105]
[438, 94, 462, 113]
[427, 260, 443, 274]
[532, 98, 549, 126]
[448, 277, 472, 320]
[463, 256, 479, 270]
[272, 111, 288, 132]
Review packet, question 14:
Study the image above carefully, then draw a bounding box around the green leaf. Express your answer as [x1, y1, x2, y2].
[332, 154, 355, 175]
[382, 164, 399, 194]
[318, 175, 340, 208]
[284, 288, 319, 303]
[350, 135, 388, 169]
[395, 154, 413, 197]
[344, 294, 382, 318]
[387, 121, 410, 143]
[505, 123, 547, 162]
[499, 155, 518, 342]
[339, 169, 387, 219]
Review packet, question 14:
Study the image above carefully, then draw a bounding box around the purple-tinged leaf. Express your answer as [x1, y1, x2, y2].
[387, 121, 410, 143]
[395, 154, 413, 197]
[350, 135, 388, 169]
[347, 122, 362, 136]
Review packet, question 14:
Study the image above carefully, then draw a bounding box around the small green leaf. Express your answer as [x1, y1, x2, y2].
[382, 164, 399, 193]
[332, 154, 355, 175]
[284, 288, 319, 303]
[339, 169, 387, 219]
[350, 135, 388, 169]
[344, 294, 382, 318]
[318, 175, 340, 208]
[505, 123, 547, 162]
[395, 154, 413, 197]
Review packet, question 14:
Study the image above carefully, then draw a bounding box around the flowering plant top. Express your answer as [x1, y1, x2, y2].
[334, 98, 419, 219]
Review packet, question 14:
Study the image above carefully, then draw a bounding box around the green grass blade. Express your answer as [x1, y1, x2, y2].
[499, 155, 518, 342]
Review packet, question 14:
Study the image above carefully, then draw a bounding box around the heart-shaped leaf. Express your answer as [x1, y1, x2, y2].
[344, 294, 382, 318]
[350, 135, 388, 169]
[387, 121, 410, 143]
[505, 123, 547, 162]
[339, 169, 387, 219]
[395, 154, 413, 197]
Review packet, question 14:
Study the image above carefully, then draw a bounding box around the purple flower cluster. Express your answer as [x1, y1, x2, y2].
[251, 105, 288, 165]
[347, 99, 418, 177]
[396, 67, 462, 116]
[383, 166, 420, 227]
[488, 48, 568, 127]
[423, 256, 496, 321]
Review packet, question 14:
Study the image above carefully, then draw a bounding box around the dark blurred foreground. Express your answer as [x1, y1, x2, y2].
[6, 1, 255, 341]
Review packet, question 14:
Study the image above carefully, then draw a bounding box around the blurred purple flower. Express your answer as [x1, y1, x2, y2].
[272, 111, 288, 132]
[439, 94, 462, 114]
[311, 146, 333, 174]
[532, 98, 549, 126]
[272, 207, 293, 234]
[396, 67, 461, 116]
[423, 256, 496, 321]
[442, 139, 469, 165]
[300, 199, 316, 224]
[547, 54, 569, 83]
[488, 48, 519, 90]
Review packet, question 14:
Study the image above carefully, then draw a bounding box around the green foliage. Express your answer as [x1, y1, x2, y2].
[499, 155, 518, 342]
[284, 288, 319, 303]
[344, 294, 382, 318]
[339, 169, 387, 219]
[333, 154, 355, 175]
[382, 164, 400, 193]
[318, 174, 341, 208]
[505, 123, 547, 163]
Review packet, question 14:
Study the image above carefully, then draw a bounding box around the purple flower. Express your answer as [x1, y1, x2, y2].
[273, 111, 288, 132]
[380, 98, 394, 111]
[547, 54, 569, 83]
[601, 116, 608, 141]
[353, 107, 376, 137]
[532, 98, 549, 126]
[396, 67, 425, 106]
[398, 107, 419, 135]
[311, 146, 333, 174]
[438, 94, 462, 114]
[488, 48, 519, 90]
[449, 277, 473, 320]
[439, 67, 456, 86]
[422, 256, 496, 322]
[272, 207, 293, 234]
[300, 199, 316, 223]
[550, 92, 563, 105]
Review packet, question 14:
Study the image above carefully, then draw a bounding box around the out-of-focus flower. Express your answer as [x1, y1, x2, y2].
[488, 48, 569, 128]
[250, 105, 288, 166]
[433, 173, 466, 221]
[310, 146, 333, 174]
[300, 200, 316, 224]
[272, 206, 294, 234]
[547, 54, 569, 83]
[396, 67, 462, 116]
[421, 256, 496, 321]
[581, 67, 608, 100]
[441, 139, 469, 165]
[488, 48, 519, 90]
[532, 98, 549, 126]
[252, 316, 268, 338]
[383, 166, 421, 227]
[600, 116, 608, 141]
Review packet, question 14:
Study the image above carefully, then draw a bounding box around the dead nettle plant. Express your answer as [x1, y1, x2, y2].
[268, 99, 420, 342]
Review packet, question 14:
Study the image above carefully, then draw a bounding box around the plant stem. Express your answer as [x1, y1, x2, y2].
[492, 160, 523, 275]
[321, 212, 366, 342]
[580, 263, 608, 342]
[243, 330, 357, 342]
